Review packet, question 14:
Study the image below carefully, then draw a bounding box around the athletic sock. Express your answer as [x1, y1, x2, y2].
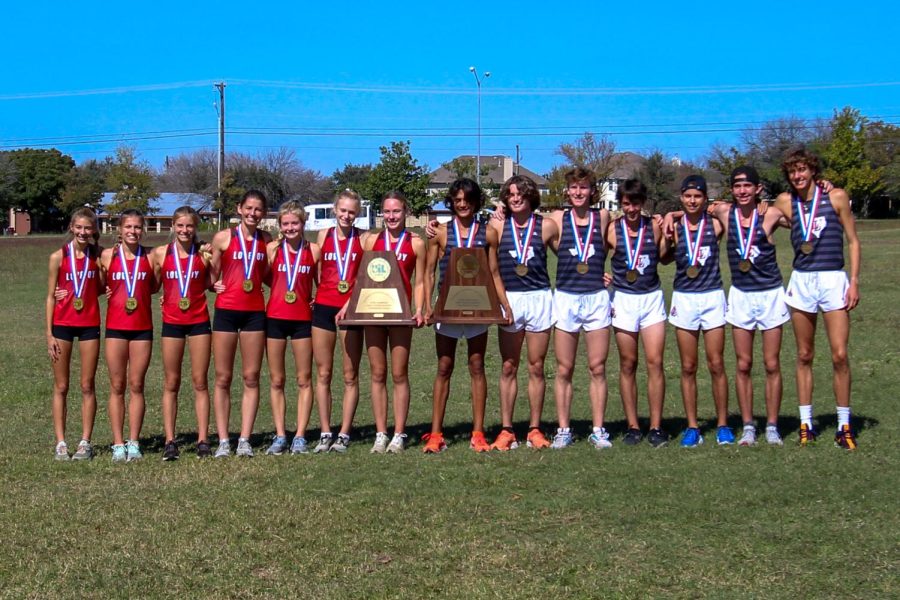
[799, 405, 813, 427]
[592, 426, 603, 435]
[836, 406, 851, 429]
[559, 427, 571, 434]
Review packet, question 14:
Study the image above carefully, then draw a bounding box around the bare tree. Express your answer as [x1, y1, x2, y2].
[556, 133, 622, 184]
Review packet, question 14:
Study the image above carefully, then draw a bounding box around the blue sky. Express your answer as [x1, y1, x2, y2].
[2, 0, 897, 178]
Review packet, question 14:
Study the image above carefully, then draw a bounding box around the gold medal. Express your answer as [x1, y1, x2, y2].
[626, 269, 638, 283]
[800, 242, 813, 255]
[242, 279, 254, 293]
[125, 298, 138, 312]
[337, 280, 350, 294]
[686, 265, 700, 279]
[73, 298, 84, 311]
[284, 291, 297, 304]
[179, 297, 191, 311]
[576, 262, 589, 275]
[738, 259, 752, 273]
[515, 264, 529, 277]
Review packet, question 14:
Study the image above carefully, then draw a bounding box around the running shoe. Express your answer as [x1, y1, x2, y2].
[764, 425, 783, 447]
[681, 428, 704, 448]
[111, 444, 127, 462]
[266, 436, 288, 456]
[330, 433, 351, 453]
[236, 438, 254, 458]
[834, 424, 857, 450]
[716, 426, 735, 446]
[387, 433, 408, 454]
[551, 428, 574, 449]
[125, 440, 143, 462]
[622, 428, 643, 446]
[526, 428, 551, 449]
[798, 423, 818, 446]
[490, 430, 519, 451]
[469, 431, 490, 453]
[196, 440, 212, 458]
[423, 432, 447, 454]
[588, 428, 613, 449]
[54, 441, 70, 461]
[290, 436, 309, 455]
[738, 425, 757, 447]
[313, 433, 333, 454]
[72, 440, 94, 461]
[647, 428, 669, 448]
[162, 441, 180, 461]
[371, 432, 390, 454]
[214, 439, 232, 458]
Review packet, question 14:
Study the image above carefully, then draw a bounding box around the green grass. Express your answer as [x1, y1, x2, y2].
[1, 224, 898, 598]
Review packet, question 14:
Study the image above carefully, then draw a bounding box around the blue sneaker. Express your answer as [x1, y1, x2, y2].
[551, 428, 574, 449]
[111, 444, 127, 462]
[125, 440, 143, 461]
[681, 428, 704, 448]
[290, 436, 309, 455]
[266, 436, 288, 456]
[716, 426, 735, 446]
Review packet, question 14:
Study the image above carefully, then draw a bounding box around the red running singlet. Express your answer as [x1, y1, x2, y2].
[316, 227, 363, 308]
[54, 244, 101, 328]
[372, 230, 416, 300]
[161, 243, 210, 325]
[215, 227, 267, 311]
[267, 241, 316, 320]
[106, 246, 154, 331]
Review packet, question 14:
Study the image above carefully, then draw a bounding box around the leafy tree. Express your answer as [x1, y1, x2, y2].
[103, 146, 158, 215]
[821, 107, 883, 216]
[332, 163, 373, 198]
[738, 116, 825, 196]
[367, 141, 431, 215]
[542, 164, 570, 209]
[866, 120, 900, 215]
[443, 157, 476, 180]
[634, 150, 677, 213]
[3, 148, 75, 230]
[0, 153, 18, 223]
[58, 158, 111, 215]
[706, 145, 751, 200]
[556, 133, 621, 184]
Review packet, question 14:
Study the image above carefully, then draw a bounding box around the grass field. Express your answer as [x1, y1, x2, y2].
[1, 223, 898, 598]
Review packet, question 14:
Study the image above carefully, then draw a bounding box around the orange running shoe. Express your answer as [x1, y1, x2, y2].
[422, 432, 447, 454]
[469, 431, 490, 452]
[526, 428, 551, 449]
[490, 430, 519, 451]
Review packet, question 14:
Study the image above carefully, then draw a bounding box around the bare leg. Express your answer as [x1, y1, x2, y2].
[161, 335, 186, 442]
[583, 327, 611, 429]
[675, 327, 700, 428]
[615, 328, 640, 430]
[293, 337, 313, 437]
[312, 326, 337, 434]
[77, 338, 100, 441]
[498, 328, 526, 428]
[337, 327, 364, 436]
[641, 322, 667, 430]
[553, 329, 579, 429]
[431, 333, 458, 434]
[267, 337, 288, 438]
[822, 309, 851, 407]
[105, 338, 130, 446]
[238, 330, 266, 439]
[213, 331, 239, 441]
[51, 338, 73, 443]
[466, 332, 488, 433]
[703, 326, 729, 427]
[732, 327, 755, 424]
[365, 326, 390, 433]
[760, 327, 783, 425]
[388, 326, 412, 434]
[791, 309, 817, 408]
[126, 340, 152, 441]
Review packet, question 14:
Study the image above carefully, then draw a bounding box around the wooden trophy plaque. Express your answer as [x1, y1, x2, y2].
[432, 247, 505, 324]
[337, 251, 416, 326]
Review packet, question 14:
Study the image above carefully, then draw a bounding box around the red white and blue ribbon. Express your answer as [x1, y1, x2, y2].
[795, 185, 821, 243]
[682, 215, 706, 268]
[237, 225, 259, 282]
[452, 218, 478, 248]
[68, 242, 90, 301]
[281, 239, 305, 292]
[117, 244, 142, 300]
[383, 228, 408, 258]
[621, 216, 645, 270]
[332, 226, 354, 282]
[171, 242, 195, 300]
[569, 209, 595, 263]
[733, 207, 758, 260]
[510, 215, 535, 267]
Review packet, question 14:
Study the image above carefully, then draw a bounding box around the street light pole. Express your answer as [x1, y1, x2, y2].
[469, 66, 490, 184]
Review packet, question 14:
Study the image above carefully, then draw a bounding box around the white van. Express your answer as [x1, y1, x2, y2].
[305, 201, 375, 231]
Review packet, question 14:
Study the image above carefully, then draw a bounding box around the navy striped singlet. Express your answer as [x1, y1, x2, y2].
[726, 205, 782, 292]
[673, 216, 722, 293]
[556, 209, 607, 293]
[611, 216, 660, 293]
[498, 214, 551, 292]
[790, 191, 845, 272]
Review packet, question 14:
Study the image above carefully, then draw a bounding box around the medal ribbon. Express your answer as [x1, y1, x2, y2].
[795, 186, 821, 243]
[172, 242, 195, 300]
[281, 240, 304, 292]
[117, 244, 142, 300]
[452, 218, 478, 248]
[237, 225, 259, 282]
[383, 228, 408, 258]
[332, 226, 355, 282]
[621, 217, 645, 270]
[569, 210, 595, 263]
[733, 207, 758, 260]
[68, 242, 90, 301]
[510, 215, 535, 267]
[682, 216, 706, 267]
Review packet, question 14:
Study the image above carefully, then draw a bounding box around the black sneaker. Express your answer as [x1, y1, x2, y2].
[162, 441, 180, 461]
[196, 440, 212, 459]
[647, 428, 669, 448]
[622, 428, 643, 446]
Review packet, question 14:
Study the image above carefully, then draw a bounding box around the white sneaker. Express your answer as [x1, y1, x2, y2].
[330, 433, 351, 453]
[236, 438, 254, 458]
[313, 433, 333, 453]
[72, 439, 94, 461]
[765, 425, 784, 446]
[214, 439, 232, 458]
[551, 428, 574, 449]
[371, 432, 390, 454]
[387, 433, 408, 454]
[588, 428, 613, 449]
[55, 441, 70, 461]
[738, 425, 757, 446]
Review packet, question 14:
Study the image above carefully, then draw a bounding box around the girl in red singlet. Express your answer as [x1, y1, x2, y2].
[311, 189, 371, 453]
[150, 206, 213, 460]
[209, 190, 272, 458]
[363, 191, 426, 454]
[264, 201, 320, 456]
[46, 208, 103, 461]
[100, 209, 158, 462]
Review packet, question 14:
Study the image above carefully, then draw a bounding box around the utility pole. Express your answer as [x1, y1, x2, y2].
[215, 82, 226, 228]
[515, 145, 520, 175]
